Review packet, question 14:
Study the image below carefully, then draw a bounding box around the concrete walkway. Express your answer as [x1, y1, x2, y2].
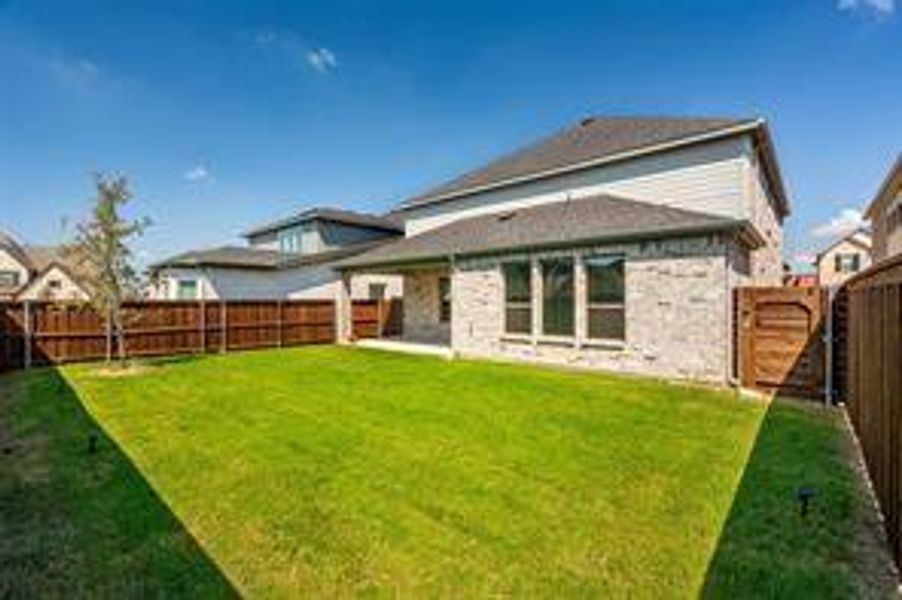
[354, 338, 454, 359]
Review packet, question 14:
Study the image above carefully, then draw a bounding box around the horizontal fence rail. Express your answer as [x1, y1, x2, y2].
[0, 298, 403, 372]
[836, 254, 902, 567]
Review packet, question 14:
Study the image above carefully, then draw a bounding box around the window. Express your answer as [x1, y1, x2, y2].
[368, 283, 386, 300]
[834, 253, 861, 274]
[503, 261, 531, 334]
[541, 257, 574, 336]
[438, 277, 451, 323]
[586, 255, 625, 341]
[0, 271, 20, 289]
[176, 279, 199, 300]
[278, 228, 301, 254]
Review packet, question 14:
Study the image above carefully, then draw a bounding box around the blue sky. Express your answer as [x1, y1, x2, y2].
[1, 0, 899, 270]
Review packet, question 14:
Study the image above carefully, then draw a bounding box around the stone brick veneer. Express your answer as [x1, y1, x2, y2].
[402, 269, 451, 344]
[451, 235, 736, 383]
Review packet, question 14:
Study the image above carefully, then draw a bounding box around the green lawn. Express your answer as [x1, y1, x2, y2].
[0, 347, 891, 597]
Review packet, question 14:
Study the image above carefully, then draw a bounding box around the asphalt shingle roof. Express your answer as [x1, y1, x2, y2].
[242, 207, 404, 238]
[152, 239, 394, 271]
[337, 193, 755, 270]
[398, 116, 758, 210]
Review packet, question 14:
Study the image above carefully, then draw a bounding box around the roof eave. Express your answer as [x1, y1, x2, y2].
[339, 219, 754, 271]
[397, 120, 767, 212]
[864, 156, 902, 220]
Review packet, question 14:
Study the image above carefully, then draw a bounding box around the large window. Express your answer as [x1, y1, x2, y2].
[541, 257, 574, 336]
[586, 255, 625, 341]
[176, 279, 199, 300]
[503, 261, 531, 334]
[438, 277, 451, 323]
[834, 253, 861, 274]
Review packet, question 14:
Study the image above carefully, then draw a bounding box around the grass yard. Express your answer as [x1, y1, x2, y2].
[0, 347, 893, 597]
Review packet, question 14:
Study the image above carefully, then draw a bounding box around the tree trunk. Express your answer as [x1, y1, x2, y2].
[104, 306, 113, 363]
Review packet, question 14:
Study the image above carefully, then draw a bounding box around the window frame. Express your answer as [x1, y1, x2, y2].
[502, 260, 532, 336]
[368, 282, 387, 300]
[0, 270, 20, 289]
[176, 278, 199, 300]
[584, 253, 626, 343]
[278, 228, 301, 254]
[540, 256, 575, 337]
[438, 276, 451, 323]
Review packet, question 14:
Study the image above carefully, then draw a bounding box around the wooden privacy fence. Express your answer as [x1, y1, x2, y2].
[736, 287, 827, 398]
[836, 255, 902, 566]
[0, 298, 404, 372]
[350, 298, 403, 340]
[0, 300, 335, 371]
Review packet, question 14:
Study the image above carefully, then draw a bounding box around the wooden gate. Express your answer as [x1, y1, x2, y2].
[736, 287, 827, 398]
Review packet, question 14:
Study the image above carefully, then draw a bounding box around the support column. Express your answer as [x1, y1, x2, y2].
[336, 271, 353, 344]
[531, 256, 542, 345]
[574, 251, 586, 349]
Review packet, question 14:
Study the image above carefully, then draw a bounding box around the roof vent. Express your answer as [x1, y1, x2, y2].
[497, 210, 517, 222]
[580, 117, 596, 127]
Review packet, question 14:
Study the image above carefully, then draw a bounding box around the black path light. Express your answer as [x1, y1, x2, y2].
[797, 486, 816, 517]
[88, 432, 99, 455]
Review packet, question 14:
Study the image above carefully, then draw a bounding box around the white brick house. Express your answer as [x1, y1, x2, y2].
[337, 116, 789, 384]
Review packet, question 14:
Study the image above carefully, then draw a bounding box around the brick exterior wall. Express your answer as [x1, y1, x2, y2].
[402, 269, 451, 344]
[449, 235, 736, 383]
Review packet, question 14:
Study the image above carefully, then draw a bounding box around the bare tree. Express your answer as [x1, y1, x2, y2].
[65, 174, 150, 363]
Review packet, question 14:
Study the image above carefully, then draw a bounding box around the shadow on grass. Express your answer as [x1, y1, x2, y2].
[0, 367, 238, 598]
[701, 399, 880, 599]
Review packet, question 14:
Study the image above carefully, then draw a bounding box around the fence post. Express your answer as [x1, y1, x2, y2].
[277, 300, 283, 348]
[199, 299, 206, 354]
[220, 300, 228, 353]
[376, 298, 383, 339]
[825, 287, 835, 405]
[23, 301, 32, 369]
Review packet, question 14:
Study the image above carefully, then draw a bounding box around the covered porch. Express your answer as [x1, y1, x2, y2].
[338, 260, 452, 350]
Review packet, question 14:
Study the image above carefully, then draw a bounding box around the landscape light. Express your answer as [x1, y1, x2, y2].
[797, 486, 816, 517]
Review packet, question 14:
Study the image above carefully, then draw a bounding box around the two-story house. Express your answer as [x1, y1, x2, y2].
[336, 116, 789, 384]
[865, 155, 902, 262]
[0, 231, 91, 301]
[814, 229, 872, 287]
[149, 207, 403, 301]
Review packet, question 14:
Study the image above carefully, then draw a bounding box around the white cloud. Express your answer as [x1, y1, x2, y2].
[811, 207, 867, 238]
[792, 252, 817, 265]
[837, 0, 895, 15]
[306, 48, 338, 73]
[250, 28, 338, 74]
[184, 165, 210, 182]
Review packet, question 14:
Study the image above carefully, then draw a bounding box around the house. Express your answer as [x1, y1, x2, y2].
[864, 155, 902, 262]
[814, 229, 872, 287]
[784, 273, 818, 288]
[336, 116, 789, 383]
[0, 232, 91, 302]
[149, 207, 403, 301]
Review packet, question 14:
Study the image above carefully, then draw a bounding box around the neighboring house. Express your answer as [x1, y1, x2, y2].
[337, 116, 789, 384]
[865, 155, 902, 262]
[815, 229, 872, 288]
[149, 207, 403, 301]
[784, 273, 818, 288]
[0, 232, 91, 302]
